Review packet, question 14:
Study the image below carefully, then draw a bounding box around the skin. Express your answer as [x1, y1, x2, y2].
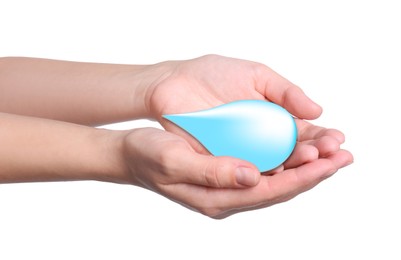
[0, 55, 353, 218]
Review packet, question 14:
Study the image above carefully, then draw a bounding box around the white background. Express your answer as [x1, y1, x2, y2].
[1, 0, 400, 259]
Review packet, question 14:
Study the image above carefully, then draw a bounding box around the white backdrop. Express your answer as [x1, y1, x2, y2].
[1, 0, 400, 259]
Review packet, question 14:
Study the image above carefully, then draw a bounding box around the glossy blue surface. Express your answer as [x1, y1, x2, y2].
[163, 100, 297, 172]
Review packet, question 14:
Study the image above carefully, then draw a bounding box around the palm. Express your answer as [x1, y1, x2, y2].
[147, 55, 322, 152]
[149, 56, 263, 129]
[132, 55, 352, 218]
[126, 121, 352, 218]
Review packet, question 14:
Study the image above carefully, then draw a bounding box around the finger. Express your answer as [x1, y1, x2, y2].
[303, 135, 341, 158]
[161, 118, 210, 154]
[260, 149, 353, 201]
[296, 119, 345, 143]
[163, 150, 353, 218]
[218, 151, 353, 218]
[254, 65, 322, 119]
[220, 150, 352, 215]
[262, 164, 284, 176]
[283, 142, 319, 169]
[178, 152, 261, 188]
[219, 149, 353, 218]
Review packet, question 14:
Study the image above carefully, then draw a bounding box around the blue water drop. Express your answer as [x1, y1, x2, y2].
[163, 100, 297, 172]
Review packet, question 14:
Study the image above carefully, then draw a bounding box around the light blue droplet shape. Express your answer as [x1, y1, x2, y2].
[163, 100, 297, 172]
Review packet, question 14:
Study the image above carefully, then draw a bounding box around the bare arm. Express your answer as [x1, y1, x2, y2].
[0, 112, 126, 183]
[0, 112, 352, 218]
[0, 55, 353, 218]
[0, 57, 150, 126]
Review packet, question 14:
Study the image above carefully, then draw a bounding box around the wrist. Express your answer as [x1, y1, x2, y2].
[90, 128, 132, 184]
[133, 61, 178, 119]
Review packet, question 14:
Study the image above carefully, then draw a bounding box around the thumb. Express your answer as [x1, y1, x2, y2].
[180, 153, 261, 188]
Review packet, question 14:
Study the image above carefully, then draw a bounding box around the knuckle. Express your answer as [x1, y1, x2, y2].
[203, 158, 235, 188]
[252, 62, 269, 75]
[158, 148, 175, 172]
[200, 54, 221, 60]
[157, 147, 185, 180]
[203, 160, 221, 187]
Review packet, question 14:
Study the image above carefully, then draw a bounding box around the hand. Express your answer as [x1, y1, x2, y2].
[144, 54, 323, 153]
[123, 55, 352, 218]
[141, 54, 348, 174]
[120, 124, 353, 219]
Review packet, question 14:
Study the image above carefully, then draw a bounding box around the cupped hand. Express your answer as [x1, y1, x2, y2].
[144, 54, 322, 152]
[120, 123, 353, 219]
[130, 54, 353, 218]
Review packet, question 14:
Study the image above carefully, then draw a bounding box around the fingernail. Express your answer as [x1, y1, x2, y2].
[236, 167, 258, 186]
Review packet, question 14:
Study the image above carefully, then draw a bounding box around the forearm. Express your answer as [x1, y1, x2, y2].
[0, 112, 127, 183]
[0, 57, 151, 125]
